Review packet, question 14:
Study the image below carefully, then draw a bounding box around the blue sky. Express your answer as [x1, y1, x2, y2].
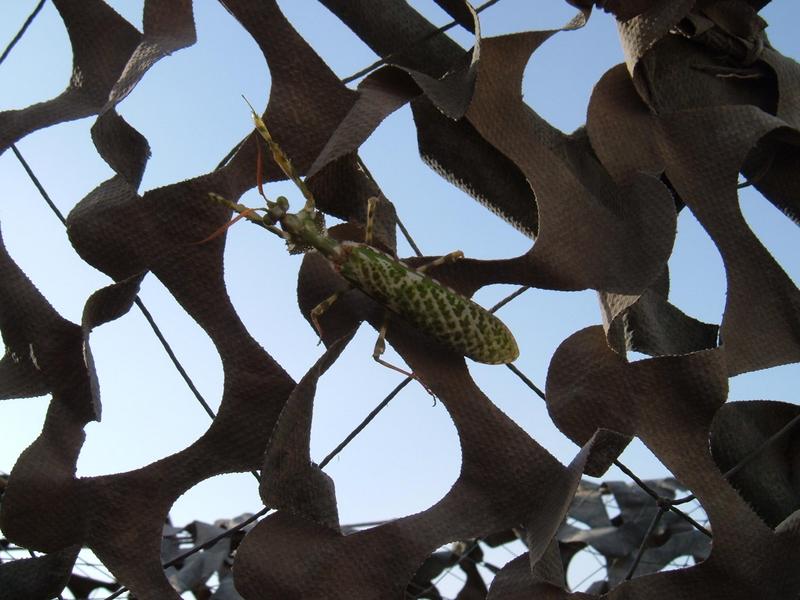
[1, 0, 798, 595]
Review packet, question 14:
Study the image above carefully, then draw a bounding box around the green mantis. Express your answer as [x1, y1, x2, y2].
[210, 105, 519, 379]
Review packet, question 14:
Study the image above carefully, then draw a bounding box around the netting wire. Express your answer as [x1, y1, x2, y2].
[0, 0, 46, 66]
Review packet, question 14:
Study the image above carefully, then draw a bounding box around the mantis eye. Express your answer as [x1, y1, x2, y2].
[264, 196, 289, 224]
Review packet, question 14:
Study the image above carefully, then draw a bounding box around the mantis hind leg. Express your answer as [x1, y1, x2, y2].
[416, 250, 464, 274]
[372, 314, 437, 402]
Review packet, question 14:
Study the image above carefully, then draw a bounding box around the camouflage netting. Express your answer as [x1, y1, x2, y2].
[1, 0, 799, 598]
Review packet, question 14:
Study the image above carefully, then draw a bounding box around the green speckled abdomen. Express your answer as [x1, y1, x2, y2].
[338, 243, 519, 364]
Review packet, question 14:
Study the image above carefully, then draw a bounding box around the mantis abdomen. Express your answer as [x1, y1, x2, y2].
[337, 243, 519, 365]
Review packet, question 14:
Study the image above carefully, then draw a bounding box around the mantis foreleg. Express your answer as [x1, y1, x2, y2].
[365, 196, 378, 245]
[310, 289, 348, 338]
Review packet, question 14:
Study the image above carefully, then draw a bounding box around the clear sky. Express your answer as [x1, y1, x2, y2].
[1, 0, 798, 596]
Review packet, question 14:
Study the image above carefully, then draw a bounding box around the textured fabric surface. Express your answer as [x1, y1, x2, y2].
[1, 1, 799, 598]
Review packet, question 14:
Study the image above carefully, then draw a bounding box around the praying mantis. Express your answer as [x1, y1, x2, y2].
[209, 104, 519, 382]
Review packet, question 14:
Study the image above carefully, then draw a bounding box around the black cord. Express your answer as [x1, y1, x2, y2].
[0, 0, 47, 67]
